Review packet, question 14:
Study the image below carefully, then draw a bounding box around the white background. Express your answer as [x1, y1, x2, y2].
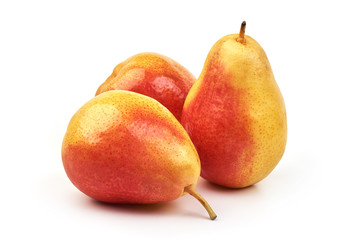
[1, 0, 359, 239]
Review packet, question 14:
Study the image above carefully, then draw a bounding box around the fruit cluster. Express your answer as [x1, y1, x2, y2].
[62, 22, 287, 220]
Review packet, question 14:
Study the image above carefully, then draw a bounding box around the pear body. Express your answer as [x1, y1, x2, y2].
[181, 34, 287, 188]
[62, 90, 200, 203]
[96, 53, 195, 121]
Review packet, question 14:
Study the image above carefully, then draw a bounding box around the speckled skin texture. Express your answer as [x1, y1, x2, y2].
[181, 34, 287, 188]
[62, 90, 200, 203]
[96, 53, 196, 121]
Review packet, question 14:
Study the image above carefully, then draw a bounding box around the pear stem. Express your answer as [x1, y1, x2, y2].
[239, 21, 246, 44]
[184, 185, 217, 220]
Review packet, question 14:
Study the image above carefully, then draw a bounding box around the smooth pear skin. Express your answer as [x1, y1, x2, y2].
[96, 53, 196, 121]
[181, 27, 287, 188]
[62, 90, 201, 203]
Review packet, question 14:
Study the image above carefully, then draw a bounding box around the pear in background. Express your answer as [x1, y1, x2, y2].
[96, 53, 195, 121]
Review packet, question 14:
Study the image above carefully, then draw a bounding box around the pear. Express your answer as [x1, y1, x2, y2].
[96, 53, 196, 121]
[181, 22, 287, 188]
[62, 90, 216, 220]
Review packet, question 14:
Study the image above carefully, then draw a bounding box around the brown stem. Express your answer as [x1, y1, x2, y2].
[184, 185, 217, 220]
[239, 21, 246, 44]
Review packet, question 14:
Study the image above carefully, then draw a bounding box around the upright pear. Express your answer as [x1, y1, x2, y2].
[62, 90, 216, 220]
[181, 22, 287, 188]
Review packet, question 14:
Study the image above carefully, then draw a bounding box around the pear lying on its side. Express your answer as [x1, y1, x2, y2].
[62, 90, 216, 220]
[181, 22, 287, 188]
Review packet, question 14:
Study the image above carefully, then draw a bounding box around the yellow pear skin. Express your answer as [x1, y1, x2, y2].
[181, 22, 287, 188]
[62, 91, 217, 220]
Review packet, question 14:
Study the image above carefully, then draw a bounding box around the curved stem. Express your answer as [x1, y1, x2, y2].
[184, 185, 217, 220]
[239, 21, 246, 44]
